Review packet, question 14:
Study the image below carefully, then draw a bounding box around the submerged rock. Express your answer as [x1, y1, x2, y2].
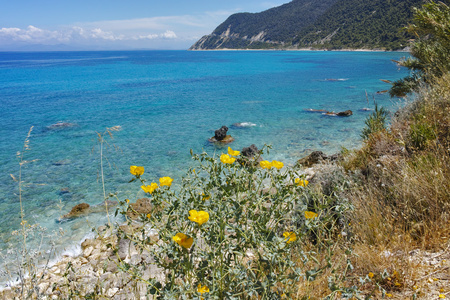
[46, 121, 77, 130]
[220, 135, 235, 143]
[59, 187, 70, 195]
[62, 203, 90, 219]
[59, 200, 118, 222]
[306, 109, 353, 116]
[53, 159, 71, 166]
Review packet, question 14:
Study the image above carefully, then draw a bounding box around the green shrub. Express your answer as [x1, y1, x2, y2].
[408, 118, 437, 150]
[116, 146, 354, 299]
[361, 104, 390, 140]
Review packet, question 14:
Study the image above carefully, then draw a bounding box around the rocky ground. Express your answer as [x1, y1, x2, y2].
[1, 223, 448, 299]
[0, 223, 163, 300]
[1, 155, 448, 299]
[403, 247, 450, 299]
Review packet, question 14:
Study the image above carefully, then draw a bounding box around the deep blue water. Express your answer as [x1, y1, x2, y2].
[0, 50, 408, 262]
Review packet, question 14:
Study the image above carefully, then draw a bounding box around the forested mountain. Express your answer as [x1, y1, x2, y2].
[190, 0, 424, 50]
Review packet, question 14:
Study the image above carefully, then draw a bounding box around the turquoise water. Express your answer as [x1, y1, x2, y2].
[0, 50, 408, 262]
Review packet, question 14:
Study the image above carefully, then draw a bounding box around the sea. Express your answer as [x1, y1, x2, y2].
[0, 50, 409, 270]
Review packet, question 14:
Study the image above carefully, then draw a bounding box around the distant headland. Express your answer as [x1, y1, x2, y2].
[190, 0, 422, 51]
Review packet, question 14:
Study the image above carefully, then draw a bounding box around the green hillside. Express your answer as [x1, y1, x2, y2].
[190, 0, 424, 50]
[295, 0, 422, 50]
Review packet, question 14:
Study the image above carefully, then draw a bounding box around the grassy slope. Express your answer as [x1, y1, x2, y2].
[339, 74, 450, 298]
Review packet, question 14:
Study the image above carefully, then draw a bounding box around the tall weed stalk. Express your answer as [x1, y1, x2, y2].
[0, 127, 59, 299]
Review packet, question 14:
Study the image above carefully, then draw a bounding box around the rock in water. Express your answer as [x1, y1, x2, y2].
[306, 109, 352, 116]
[46, 121, 77, 130]
[52, 159, 71, 166]
[219, 135, 235, 143]
[209, 126, 234, 144]
[336, 110, 353, 117]
[214, 126, 228, 141]
[62, 203, 90, 219]
[59, 187, 70, 195]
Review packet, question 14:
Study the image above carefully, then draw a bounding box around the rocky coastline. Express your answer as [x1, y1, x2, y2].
[0, 145, 323, 299]
[1, 145, 449, 299]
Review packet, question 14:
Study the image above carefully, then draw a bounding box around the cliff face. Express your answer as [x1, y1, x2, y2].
[190, 0, 423, 50]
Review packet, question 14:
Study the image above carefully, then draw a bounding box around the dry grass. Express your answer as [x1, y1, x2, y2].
[292, 74, 450, 299]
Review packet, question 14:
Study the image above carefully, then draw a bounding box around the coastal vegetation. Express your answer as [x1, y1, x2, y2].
[1, 1, 450, 299]
[190, 0, 422, 50]
[390, 0, 450, 97]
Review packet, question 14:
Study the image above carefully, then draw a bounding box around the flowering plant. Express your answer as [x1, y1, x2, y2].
[114, 145, 351, 298]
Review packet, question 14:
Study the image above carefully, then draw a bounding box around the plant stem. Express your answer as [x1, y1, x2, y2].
[98, 132, 112, 227]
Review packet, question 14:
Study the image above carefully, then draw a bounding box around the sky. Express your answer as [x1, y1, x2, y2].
[0, 0, 288, 51]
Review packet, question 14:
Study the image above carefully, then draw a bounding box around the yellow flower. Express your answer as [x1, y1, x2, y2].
[220, 154, 236, 164]
[202, 193, 210, 201]
[304, 211, 318, 219]
[126, 199, 130, 203]
[188, 210, 209, 225]
[295, 178, 309, 187]
[386, 293, 392, 297]
[272, 160, 284, 169]
[141, 182, 158, 194]
[260, 160, 272, 169]
[439, 294, 446, 299]
[368, 272, 374, 279]
[197, 284, 210, 294]
[228, 147, 241, 156]
[172, 233, 194, 249]
[130, 165, 144, 176]
[283, 231, 297, 244]
[159, 176, 173, 187]
[146, 213, 151, 219]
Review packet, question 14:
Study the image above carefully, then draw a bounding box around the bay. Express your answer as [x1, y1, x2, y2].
[0, 50, 408, 264]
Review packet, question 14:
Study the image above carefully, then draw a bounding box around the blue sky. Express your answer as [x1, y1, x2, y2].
[0, 0, 287, 51]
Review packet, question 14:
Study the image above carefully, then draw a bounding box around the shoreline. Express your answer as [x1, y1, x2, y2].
[188, 47, 409, 53]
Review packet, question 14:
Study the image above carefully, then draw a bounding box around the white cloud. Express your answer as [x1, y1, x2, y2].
[0, 25, 54, 42]
[136, 33, 159, 40]
[0, 25, 178, 44]
[161, 30, 177, 39]
[134, 30, 176, 40]
[89, 28, 124, 40]
[0, 9, 237, 49]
